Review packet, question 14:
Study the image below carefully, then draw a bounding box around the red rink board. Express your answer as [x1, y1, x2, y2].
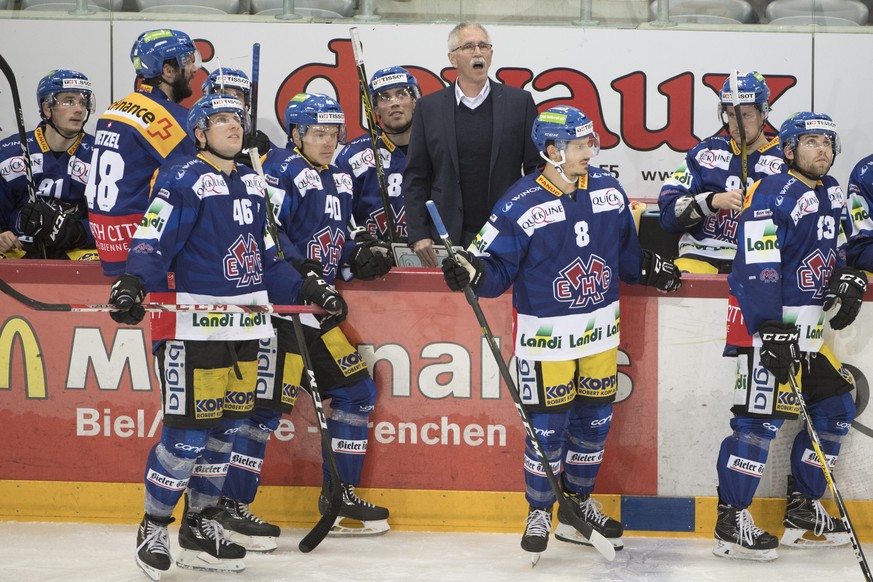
[0, 262, 687, 495]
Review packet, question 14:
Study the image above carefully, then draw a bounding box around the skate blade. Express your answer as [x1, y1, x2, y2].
[175, 549, 246, 573]
[781, 528, 851, 548]
[712, 539, 778, 562]
[225, 531, 278, 553]
[327, 517, 390, 537]
[554, 523, 624, 550]
[529, 552, 542, 567]
[135, 556, 165, 581]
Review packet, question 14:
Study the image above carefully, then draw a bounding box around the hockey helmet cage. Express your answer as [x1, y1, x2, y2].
[283, 92, 346, 144]
[779, 111, 840, 157]
[186, 93, 248, 143]
[131, 29, 199, 79]
[202, 68, 252, 110]
[531, 106, 600, 156]
[36, 69, 95, 119]
[368, 66, 421, 103]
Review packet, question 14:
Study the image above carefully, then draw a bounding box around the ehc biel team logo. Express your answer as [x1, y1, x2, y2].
[224, 233, 263, 287]
[309, 226, 344, 277]
[553, 255, 612, 308]
[796, 248, 835, 299]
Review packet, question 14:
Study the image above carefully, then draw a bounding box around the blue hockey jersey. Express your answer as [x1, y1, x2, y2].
[845, 153, 873, 270]
[659, 135, 784, 262]
[126, 154, 301, 344]
[261, 146, 357, 285]
[335, 132, 407, 242]
[472, 167, 643, 361]
[728, 171, 847, 353]
[86, 86, 197, 276]
[0, 125, 95, 250]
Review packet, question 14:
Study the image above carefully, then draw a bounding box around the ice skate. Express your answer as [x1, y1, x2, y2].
[712, 501, 778, 561]
[555, 492, 624, 550]
[318, 482, 390, 536]
[781, 476, 849, 548]
[176, 506, 246, 573]
[214, 496, 280, 553]
[135, 513, 173, 581]
[520, 505, 552, 567]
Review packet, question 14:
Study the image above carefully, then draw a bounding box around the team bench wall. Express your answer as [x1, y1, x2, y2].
[1, 261, 872, 538]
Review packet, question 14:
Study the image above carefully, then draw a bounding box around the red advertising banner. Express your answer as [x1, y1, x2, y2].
[0, 263, 658, 495]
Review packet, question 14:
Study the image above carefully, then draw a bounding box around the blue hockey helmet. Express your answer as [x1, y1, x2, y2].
[531, 106, 600, 155]
[186, 93, 248, 143]
[202, 67, 251, 110]
[368, 66, 421, 103]
[718, 71, 770, 123]
[36, 69, 95, 119]
[130, 29, 199, 79]
[779, 111, 840, 157]
[284, 92, 346, 144]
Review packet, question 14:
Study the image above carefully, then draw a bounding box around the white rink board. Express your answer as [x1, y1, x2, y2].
[658, 296, 873, 500]
[0, 18, 839, 201]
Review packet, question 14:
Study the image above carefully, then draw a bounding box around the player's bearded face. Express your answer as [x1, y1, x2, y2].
[790, 133, 835, 179]
[561, 137, 595, 177]
[375, 88, 415, 133]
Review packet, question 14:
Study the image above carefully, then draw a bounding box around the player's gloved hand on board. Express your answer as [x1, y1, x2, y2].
[640, 249, 682, 292]
[18, 198, 87, 249]
[441, 249, 485, 292]
[822, 267, 867, 330]
[300, 272, 347, 321]
[108, 274, 146, 325]
[349, 230, 393, 281]
[758, 320, 801, 385]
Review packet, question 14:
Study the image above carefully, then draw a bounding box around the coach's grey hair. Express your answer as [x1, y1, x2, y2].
[447, 22, 491, 52]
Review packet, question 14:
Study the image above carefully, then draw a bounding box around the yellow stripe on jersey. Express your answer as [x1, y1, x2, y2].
[102, 92, 187, 158]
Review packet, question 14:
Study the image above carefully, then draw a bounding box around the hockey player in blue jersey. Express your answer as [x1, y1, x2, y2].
[0, 69, 97, 259]
[441, 106, 681, 562]
[845, 153, 873, 275]
[659, 71, 784, 273]
[714, 112, 866, 561]
[86, 29, 200, 276]
[217, 93, 393, 544]
[107, 93, 346, 579]
[336, 66, 419, 242]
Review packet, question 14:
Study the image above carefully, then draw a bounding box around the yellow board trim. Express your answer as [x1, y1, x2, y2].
[0, 481, 871, 541]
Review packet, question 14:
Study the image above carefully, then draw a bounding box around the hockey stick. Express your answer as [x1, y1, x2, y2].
[349, 27, 398, 245]
[729, 70, 748, 191]
[294, 313, 344, 553]
[787, 366, 873, 581]
[0, 53, 45, 258]
[250, 43, 260, 135]
[0, 277, 324, 315]
[426, 200, 615, 562]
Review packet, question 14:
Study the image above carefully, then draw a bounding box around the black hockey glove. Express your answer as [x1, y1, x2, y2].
[19, 198, 87, 249]
[108, 274, 146, 325]
[291, 257, 324, 278]
[234, 130, 272, 168]
[639, 249, 682, 292]
[349, 233, 393, 281]
[300, 273, 348, 322]
[441, 250, 485, 292]
[758, 320, 801, 385]
[823, 267, 867, 330]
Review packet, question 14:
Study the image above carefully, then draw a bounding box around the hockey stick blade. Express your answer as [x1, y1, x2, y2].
[0, 277, 324, 315]
[292, 314, 345, 553]
[425, 201, 615, 562]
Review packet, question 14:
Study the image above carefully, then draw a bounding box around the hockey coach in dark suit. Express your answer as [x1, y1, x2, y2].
[403, 21, 540, 266]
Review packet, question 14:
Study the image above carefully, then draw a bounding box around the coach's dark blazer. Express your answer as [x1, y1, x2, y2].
[403, 80, 540, 246]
